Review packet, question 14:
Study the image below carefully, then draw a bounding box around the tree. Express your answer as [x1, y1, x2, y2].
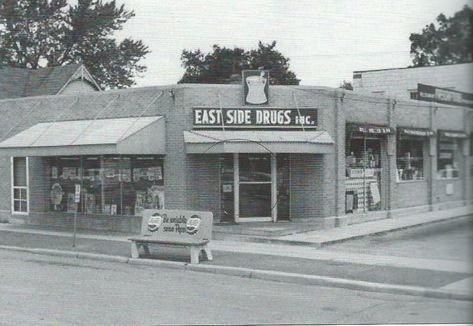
[339, 80, 353, 90]
[0, 0, 149, 89]
[409, 5, 473, 66]
[179, 41, 300, 85]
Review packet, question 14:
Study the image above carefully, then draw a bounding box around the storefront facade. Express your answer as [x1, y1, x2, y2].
[0, 80, 471, 232]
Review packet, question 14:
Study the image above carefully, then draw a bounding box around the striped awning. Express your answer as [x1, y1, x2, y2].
[0, 116, 165, 156]
[398, 127, 435, 137]
[439, 130, 468, 139]
[184, 130, 334, 154]
[348, 123, 393, 135]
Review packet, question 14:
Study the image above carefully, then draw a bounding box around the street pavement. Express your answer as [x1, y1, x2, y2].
[1, 249, 472, 325]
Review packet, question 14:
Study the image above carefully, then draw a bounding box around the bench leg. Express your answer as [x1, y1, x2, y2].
[203, 244, 213, 261]
[131, 241, 140, 259]
[190, 246, 200, 264]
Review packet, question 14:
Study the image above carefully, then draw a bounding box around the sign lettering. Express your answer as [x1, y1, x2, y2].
[418, 83, 473, 108]
[193, 108, 317, 129]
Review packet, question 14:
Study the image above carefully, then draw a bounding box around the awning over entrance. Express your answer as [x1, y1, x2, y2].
[348, 123, 393, 135]
[439, 130, 468, 139]
[398, 127, 435, 137]
[0, 116, 165, 156]
[183, 130, 334, 154]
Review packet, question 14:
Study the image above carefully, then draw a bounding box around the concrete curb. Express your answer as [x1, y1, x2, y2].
[1, 245, 471, 302]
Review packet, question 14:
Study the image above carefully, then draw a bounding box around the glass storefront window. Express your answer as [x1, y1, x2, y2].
[48, 155, 164, 216]
[437, 137, 460, 179]
[345, 136, 383, 213]
[396, 139, 424, 181]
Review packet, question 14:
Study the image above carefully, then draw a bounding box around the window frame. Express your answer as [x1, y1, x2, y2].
[396, 137, 425, 182]
[11, 157, 29, 215]
[437, 135, 460, 180]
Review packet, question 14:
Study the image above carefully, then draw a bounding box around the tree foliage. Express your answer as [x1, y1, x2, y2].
[0, 0, 149, 89]
[409, 5, 473, 66]
[179, 41, 300, 85]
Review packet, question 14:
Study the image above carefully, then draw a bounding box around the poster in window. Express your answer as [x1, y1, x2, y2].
[119, 169, 131, 182]
[85, 193, 96, 214]
[51, 166, 58, 179]
[133, 168, 143, 181]
[110, 204, 117, 215]
[103, 204, 111, 215]
[369, 182, 381, 205]
[145, 168, 153, 181]
[104, 168, 116, 179]
[66, 193, 77, 213]
[148, 185, 164, 209]
[50, 183, 64, 206]
[134, 191, 145, 216]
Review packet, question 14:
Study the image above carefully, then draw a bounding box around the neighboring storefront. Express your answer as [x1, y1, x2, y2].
[0, 72, 471, 233]
[345, 123, 391, 213]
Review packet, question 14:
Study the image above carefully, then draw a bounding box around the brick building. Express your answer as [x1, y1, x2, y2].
[352, 62, 473, 100]
[0, 74, 471, 232]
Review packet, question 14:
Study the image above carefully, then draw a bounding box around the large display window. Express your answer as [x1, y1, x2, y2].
[396, 139, 424, 181]
[48, 155, 164, 216]
[437, 131, 466, 179]
[437, 138, 459, 179]
[345, 124, 391, 214]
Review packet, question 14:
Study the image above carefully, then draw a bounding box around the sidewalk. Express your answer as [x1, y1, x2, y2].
[0, 206, 472, 301]
[0, 208, 473, 300]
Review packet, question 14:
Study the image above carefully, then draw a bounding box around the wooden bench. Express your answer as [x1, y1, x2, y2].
[129, 237, 212, 264]
[129, 209, 214, 264]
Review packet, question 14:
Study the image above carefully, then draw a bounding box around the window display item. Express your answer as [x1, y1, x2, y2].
[50, 183, 64, 206]
[85, 194, 96, 214]
[67, 193, 77, 212]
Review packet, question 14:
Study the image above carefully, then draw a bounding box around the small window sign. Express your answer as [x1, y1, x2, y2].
[74, 184, 81, 203]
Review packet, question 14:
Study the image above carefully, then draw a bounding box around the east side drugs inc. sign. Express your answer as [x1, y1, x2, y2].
[193, 108, 317, 129]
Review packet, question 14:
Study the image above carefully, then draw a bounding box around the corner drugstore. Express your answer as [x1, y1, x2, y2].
[0, 79, 471, 232]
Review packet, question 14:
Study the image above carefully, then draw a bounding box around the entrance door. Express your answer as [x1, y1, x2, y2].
[237, 153, 272, 222]
[220, 153, 287, 223]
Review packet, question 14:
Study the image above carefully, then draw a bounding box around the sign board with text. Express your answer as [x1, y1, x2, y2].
[418, 83, 473, 108]
[140, 209, 213, 242]
[193, 108, 317, 129]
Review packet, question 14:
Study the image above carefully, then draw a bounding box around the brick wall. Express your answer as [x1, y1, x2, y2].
[0, 83, 469, 230]
[353, 63, 473, 98]
[289, 154, 325, 219]
[186, 154, 221, 223]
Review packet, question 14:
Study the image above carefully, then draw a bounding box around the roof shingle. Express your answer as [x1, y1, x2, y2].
[0, 64, 94, 99]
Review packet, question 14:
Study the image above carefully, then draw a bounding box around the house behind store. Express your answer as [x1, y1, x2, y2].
[0, 64, 100, 100]
[0, 67, 471, 232]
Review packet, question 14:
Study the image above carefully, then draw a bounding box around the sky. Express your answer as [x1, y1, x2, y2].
[116, 0, 472, 88]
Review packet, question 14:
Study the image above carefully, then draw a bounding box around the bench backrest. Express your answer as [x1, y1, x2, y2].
[140, 209, 213, 241]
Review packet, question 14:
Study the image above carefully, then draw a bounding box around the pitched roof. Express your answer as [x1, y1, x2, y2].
[0, 64, 99, 99]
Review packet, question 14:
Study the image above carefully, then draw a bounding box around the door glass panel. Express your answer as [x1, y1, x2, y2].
[239, 154, 270, 182]
[239, 183, 271, 218]
[239, 153, 272, 219]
